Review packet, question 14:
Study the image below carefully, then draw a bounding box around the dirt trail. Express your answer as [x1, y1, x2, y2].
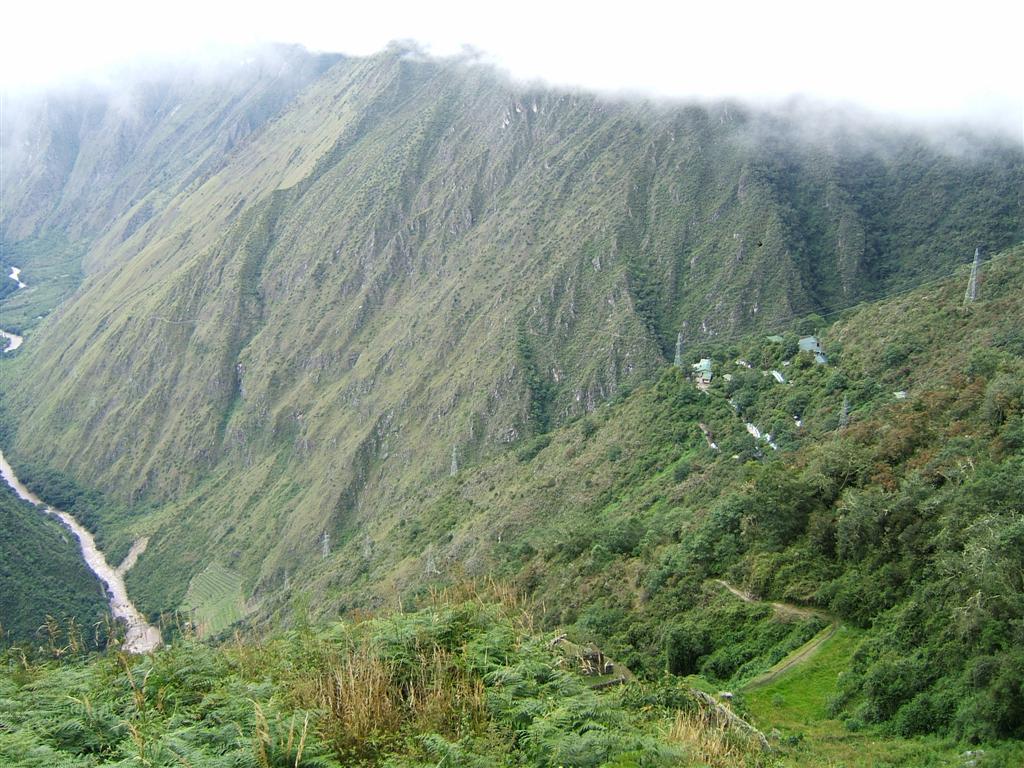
[713, 579, 828, 621]
[712, 579, 839, 688]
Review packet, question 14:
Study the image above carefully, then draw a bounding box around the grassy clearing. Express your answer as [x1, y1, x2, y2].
[745, 625, 861, 728]
[743, 626, 1024, 767]
[744, 623, 838, 690]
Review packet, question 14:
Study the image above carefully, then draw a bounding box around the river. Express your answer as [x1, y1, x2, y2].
[0, 449, 162, 652]
[2, 263, 26, 352]
[3, 264, 158, 651]
[9, 266, 26, 289]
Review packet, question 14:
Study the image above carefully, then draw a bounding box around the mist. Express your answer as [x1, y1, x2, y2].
[2, 1, 1021, 141]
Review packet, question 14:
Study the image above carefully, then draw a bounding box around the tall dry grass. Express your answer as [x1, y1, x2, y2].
[668, 706, 768, 767]
[287, 638, 487, 761]
[254, 702, 310, 768]
[426, 576, 535, 634]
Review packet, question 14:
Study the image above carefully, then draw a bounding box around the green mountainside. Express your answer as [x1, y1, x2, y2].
[0, 45, 338, 249]
[227, 244, 1020, 743]
[1, 47, 1021, 621]
[488, 248, 1024, 741]
[6, 244, 1016, 766]
[1, 44, 1023, 764]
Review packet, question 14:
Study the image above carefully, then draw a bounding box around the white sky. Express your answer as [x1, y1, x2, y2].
[3, 0, 1022, 137]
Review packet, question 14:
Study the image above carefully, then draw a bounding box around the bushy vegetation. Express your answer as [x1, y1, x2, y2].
[4, 249, 1023, 759]
[1, 41, 1022, 762]
[0, 590, 772, 767]
[365, 247, 1024, 744]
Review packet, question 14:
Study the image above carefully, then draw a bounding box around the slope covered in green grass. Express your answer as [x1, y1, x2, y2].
[267, 245, 1024, 740]
[1, 47, 1020, 639]
[182, 562, 246, 638]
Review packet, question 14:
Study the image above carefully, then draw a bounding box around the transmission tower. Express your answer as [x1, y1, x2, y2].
[673, 332, 684, 368]
[321, 531, 330, 559]
[839, 394, 850, 428]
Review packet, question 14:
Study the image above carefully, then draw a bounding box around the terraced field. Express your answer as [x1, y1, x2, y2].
[181, 562, 246, 638]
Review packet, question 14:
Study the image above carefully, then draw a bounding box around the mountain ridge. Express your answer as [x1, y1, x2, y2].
[1, 44, 1021, 644]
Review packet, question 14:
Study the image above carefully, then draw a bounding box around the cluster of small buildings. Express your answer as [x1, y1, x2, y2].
[679, 335, 832, 452]
[685, 335, 828, 390]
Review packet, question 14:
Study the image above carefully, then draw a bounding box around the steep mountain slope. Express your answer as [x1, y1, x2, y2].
[0, 45, 339, 337]
[0, 46, 1021, 637]
[283, 246, 1024, 739]
[0, 45, 338, 249]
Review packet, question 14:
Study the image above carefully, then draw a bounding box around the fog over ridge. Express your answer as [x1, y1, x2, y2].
[2, 1, 1021, 140]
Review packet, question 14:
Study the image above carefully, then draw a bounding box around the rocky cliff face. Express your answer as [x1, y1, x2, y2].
[1, 45, 1020, 610]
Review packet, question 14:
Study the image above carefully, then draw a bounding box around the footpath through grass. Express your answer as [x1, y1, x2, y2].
[742, 626, 1024, 767]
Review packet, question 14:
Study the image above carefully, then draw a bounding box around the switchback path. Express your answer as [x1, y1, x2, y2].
[712, 579, 840, 688]
[713, 579, 829, 622]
